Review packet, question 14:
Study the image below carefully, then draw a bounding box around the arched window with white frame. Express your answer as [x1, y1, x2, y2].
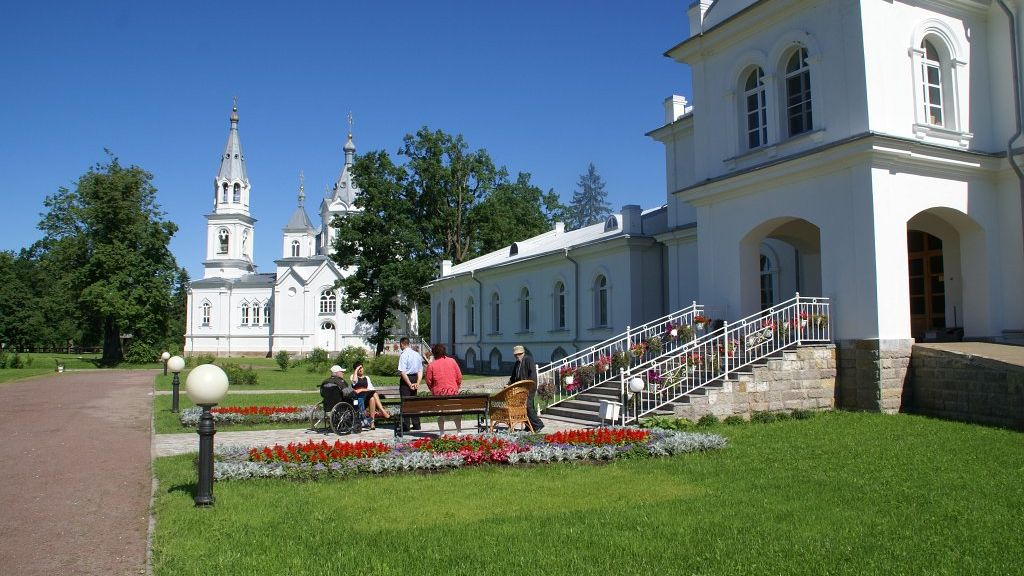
[201, 300, 211, 326]
[232, 182, 241, 203]
[263, 302, 271, 324]
[221, 183, 228, 204]
[594, 275, 609, 327]
[240, 300, 250, 325]
[909, 24, 968, 145]
[251, 301, 260, 325]
[519, 287, 531, 331]
[743, 66, 768, 149]
[320, 289, 337, 314]
[291, 239, 301, 257]
[490, 292, 501, 333]
[466, 297, 475, 335]
[554, 281, 566, 330]
[217, 228, 229, 254]
[783, 46, 813, 137]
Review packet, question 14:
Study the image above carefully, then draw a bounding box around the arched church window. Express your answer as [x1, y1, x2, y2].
[233, 183, 241, 203]
[251, 301, 260, 325]
[291, 240, 301, 257]
[466, 297, 475, 335]
[520, 287, 531, 331]
[221, 182, 228, 204]
[743, 66, 768, 149]
[554, 281, 566, 330]
[784, 47, 813, 137]
[760, 254, 777, 310]
[263, 302, 271, 324]
[594, 275, 609, 327]
[218, 228, 229, 254]
[240, 301, 249, 325]
[242, 230, 249, 258]
[490, 292, 501, 333]
[320, 289, 337, 314]
[201, 301, 211, 326]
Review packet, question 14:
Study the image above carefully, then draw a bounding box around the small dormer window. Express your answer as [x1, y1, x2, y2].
[509, 243, 519, 256]
[604, 216, 619, 232]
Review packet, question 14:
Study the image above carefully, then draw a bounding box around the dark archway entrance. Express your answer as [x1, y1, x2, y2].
[907, 230, 946, 338]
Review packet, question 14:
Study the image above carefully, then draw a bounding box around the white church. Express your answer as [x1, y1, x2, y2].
[184, 107, 414, 356]
[426, 0, 1024, 403]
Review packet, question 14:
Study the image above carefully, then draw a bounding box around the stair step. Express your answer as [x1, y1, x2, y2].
[542, 405, 607, 422]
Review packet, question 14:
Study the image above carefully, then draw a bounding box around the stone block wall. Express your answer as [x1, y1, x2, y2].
[908, 346, 1024, 430]
[836, 339, 912, 414]
[672, 345, 836, 421]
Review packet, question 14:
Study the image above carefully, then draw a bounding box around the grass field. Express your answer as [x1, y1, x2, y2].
[0, 368, 57, 385]
[151, 412, 1024, 575]
[154, 393, 324, 434]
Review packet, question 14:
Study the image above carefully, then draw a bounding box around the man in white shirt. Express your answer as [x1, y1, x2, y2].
[397, 337, 424, 431]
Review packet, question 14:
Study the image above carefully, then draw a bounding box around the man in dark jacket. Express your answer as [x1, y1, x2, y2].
[508, 345, 544, 431]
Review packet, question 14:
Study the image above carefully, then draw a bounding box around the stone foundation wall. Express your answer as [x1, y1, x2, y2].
[836, 339, 912, 414]
[908, 346, 1024, 430]
[672, 345, 836, 421]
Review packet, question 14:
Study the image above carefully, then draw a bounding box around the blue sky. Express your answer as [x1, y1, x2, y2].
[0, 1, 693, 279]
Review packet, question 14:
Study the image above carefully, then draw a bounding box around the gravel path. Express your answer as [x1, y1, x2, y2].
[0, 370, 153, 576]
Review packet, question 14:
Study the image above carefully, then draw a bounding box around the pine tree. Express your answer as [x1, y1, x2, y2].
[567, 163, 612, 230]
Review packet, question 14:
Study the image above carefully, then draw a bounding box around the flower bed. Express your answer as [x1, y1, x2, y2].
[213, 428, 728, 481]
[179, 404, 318, 427]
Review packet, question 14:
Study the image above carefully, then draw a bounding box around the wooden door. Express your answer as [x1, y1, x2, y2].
[907, 230, 945, 338]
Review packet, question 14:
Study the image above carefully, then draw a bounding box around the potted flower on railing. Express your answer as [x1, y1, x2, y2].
[646, 369, 664, 392]
[611, 350, 630, 372]
[595, 354, 612, 373]
[575, 365, 595, 390]
[647, 336, 663, 356]
[693, 314, 711, 332]
[685, 353, 703, 373]
[559, 365, 577, 392]
[630, 341, 648, 359]
[717, 338, 738, 358]
[798, 311, 809, 328]
[812, 313, 829, 329]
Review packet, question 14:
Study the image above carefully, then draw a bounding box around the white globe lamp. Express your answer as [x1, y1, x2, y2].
[628, 376, 645, 394]
[185, 363, 229, 406]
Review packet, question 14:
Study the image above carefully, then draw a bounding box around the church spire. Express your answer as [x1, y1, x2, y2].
[343, 111, 356, 166]
[217, 97, 248, 184]
[284, 171, 315, 233]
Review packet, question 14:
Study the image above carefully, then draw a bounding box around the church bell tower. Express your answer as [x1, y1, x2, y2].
[204, 99, 257, 279]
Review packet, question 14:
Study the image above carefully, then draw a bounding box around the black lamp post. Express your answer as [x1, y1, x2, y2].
[161, 351, 170, 376]
[185, 363, 229, 507]
[168, 355, 185, 413]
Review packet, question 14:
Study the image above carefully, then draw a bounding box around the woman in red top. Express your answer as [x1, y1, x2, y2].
[424, 343, 463, 433]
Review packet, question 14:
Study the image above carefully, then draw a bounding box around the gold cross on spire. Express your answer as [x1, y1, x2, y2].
[298, 170, 305, 204]
[347, 111, 353, 137]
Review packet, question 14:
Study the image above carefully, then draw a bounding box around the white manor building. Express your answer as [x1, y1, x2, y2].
[184, 106, 415, 356]
[427, 0, 1024, 407]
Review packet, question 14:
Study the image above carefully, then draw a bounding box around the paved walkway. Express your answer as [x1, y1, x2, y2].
[916, 342, 1024, 367]
[0, 370, 153, 576]
[154, 418, 582, 457]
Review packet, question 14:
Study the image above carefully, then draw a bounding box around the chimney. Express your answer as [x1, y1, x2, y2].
[621, 205, 643, 234]
[554, 222, 565, 234]
[664, 95, 690, 123]
[687, 0, 714, 37]
[440, 259, 452, 276]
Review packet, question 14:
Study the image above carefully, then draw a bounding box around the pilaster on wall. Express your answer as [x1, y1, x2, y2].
[836, 339, 913, 413]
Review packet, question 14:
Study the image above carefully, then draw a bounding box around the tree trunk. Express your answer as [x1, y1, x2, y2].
[101, 315, 123, 366]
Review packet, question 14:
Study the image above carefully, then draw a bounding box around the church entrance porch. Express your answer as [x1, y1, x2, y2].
[907, 230, 947, 339]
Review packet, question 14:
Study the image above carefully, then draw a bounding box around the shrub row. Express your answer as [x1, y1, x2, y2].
[640, 409, 820, 430]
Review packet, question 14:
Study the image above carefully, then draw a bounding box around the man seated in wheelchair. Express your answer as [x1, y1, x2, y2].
[320, 365, 371, 429]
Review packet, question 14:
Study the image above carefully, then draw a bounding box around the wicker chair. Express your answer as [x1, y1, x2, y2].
[489, 379, 535, 433]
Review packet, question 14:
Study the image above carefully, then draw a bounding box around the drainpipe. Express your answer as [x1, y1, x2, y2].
[471, 270, 483, 358]
[564, 249, 580, 351]
[996, 0, 1024, 265]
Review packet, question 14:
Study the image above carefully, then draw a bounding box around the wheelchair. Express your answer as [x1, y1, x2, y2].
[310, 385, 363, 435]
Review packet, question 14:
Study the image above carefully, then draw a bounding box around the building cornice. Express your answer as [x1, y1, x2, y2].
[205, 212, 257, 224]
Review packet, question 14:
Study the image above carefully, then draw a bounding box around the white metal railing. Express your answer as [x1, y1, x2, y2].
[538, 302, 706, 411]
[615, 294, 831, 425]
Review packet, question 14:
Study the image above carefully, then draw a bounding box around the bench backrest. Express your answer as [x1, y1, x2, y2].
[400, 394, 489, 415]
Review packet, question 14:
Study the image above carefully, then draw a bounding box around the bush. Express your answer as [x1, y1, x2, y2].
[774, 411, 793, 421]
[697, 413, 720, 427]
[639, 415, 694, 430]
[791, 409, 816, 420]
[0, 352, 6, 369]
[723, 415, 746, 425]
[305, 348, 331, 373]
[220, 362, 259, 386]
[123, 341, 157, 365]
[274, 350, 291, 371]
[9, 353, 23, 369]
[24, 354, 34, 367]
[334, 346, 368, 372]
[367, 354, 399, 377]
[751, 411, 777, 424]
[187, 354, 216, 367]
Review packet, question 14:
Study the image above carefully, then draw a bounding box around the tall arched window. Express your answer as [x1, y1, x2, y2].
[232, 182, 241, 203]
[218, 228, 229, 254]
[760, 254, 777, 310]
[594, 275, 608, 327]
[744, 67, 768, 149]
[201, 301, 211, 326]
[291, 240, 301, 257]
[242, 230, 249, 257]
[490, 292, 501, 333]
[251, 301, 260, 325]
[320, 289, 337, 314]
[240, 301, 250, 325]
[466, 297, 475, 335]
[263, 302, 271, 324]
[554, 281, 566, 329]
[520, 287, 531, 331]
[784, 47, 813, 136]
[221, 182, 228, 203]
[920, 39, 945, 126]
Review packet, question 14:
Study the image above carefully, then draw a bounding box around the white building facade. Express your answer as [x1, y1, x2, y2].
[428, 0, 1024, 408]
[184, 106, 416, 356]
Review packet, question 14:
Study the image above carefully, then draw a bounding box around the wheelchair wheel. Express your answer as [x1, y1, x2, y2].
[309, 406, 326, 431]
[330, 403, 358, 435]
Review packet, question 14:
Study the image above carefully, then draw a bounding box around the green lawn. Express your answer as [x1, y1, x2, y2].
[154, 393, 323, 434]
[151, 412, 1024, 575]
[0, 368, 57, 385]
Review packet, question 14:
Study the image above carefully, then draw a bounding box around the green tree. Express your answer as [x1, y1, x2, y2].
[470, 172, 559, 255]
[332, 151, 434, 354]
[37, 153, 184, 364]
[567, 162, 612, 230]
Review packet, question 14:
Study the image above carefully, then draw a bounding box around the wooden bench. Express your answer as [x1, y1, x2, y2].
[394, 394, 491, 438]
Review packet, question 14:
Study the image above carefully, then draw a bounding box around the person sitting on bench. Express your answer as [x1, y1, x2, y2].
[424, 343, 463, 433]
[350, 361, 390, 428]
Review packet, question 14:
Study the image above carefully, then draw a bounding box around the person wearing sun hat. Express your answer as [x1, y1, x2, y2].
[508, 345, 544, 431]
